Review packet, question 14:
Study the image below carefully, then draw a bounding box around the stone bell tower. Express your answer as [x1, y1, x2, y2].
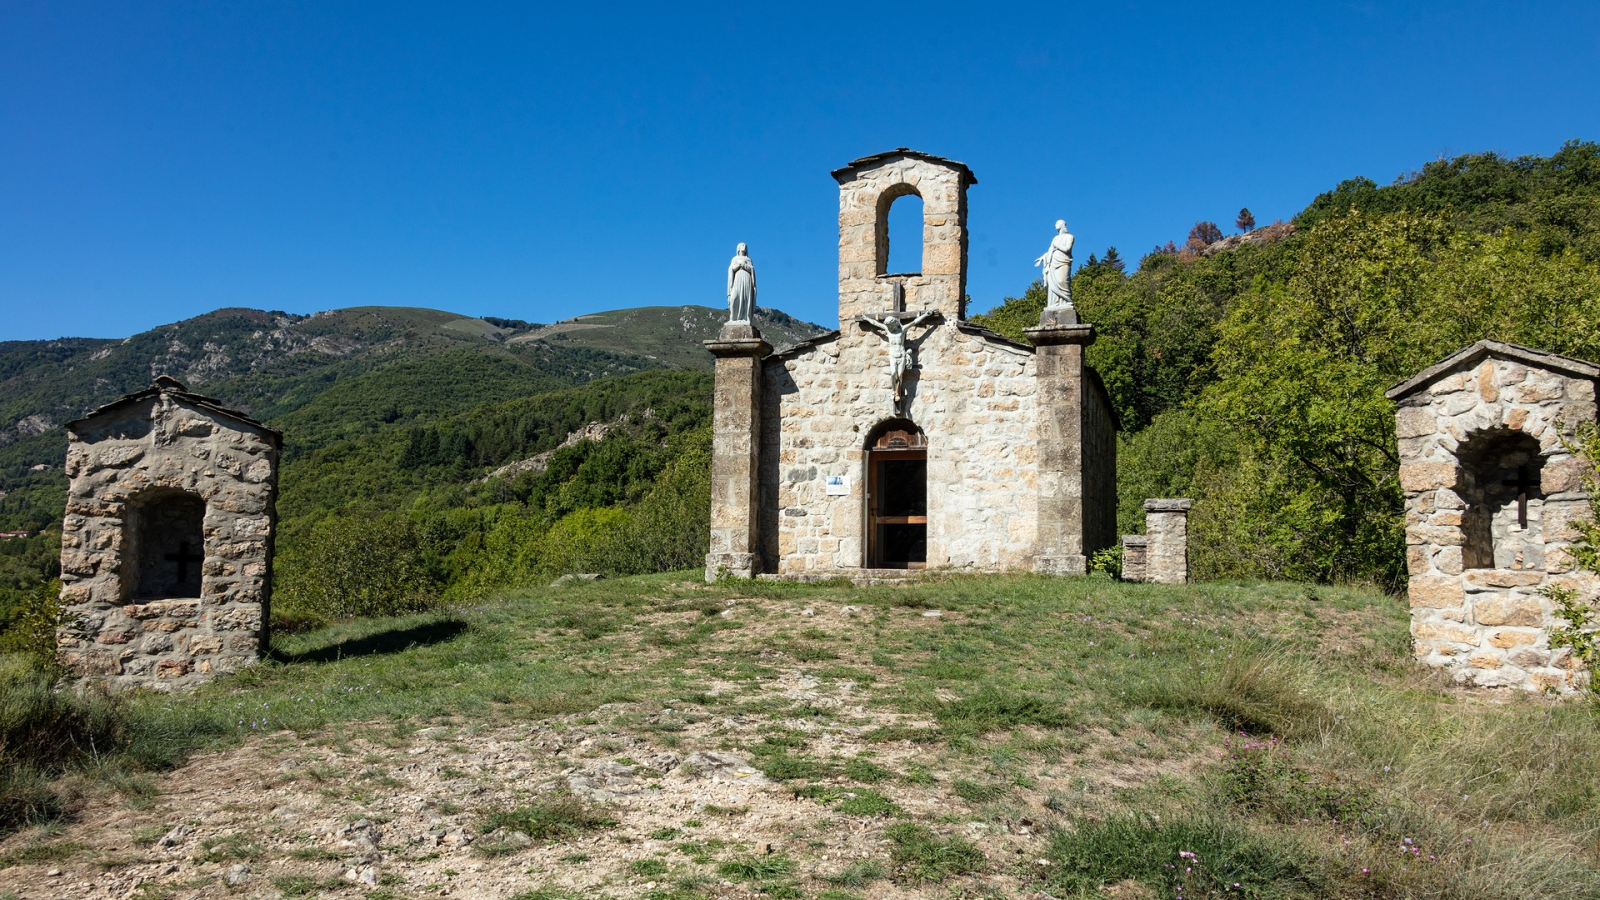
[831, 149, 975, 326]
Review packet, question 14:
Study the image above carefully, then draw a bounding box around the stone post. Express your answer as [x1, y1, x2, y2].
[704, 323, 771, 581]
[1143, 499, 1192, 584]
[1120, 535, 1148, 582]
[1025, 307, 1096, 575]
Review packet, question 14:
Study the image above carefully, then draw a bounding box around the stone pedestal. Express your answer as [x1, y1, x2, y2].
[1121, 535, 1148, 582]
[1143, 499, 1191, 584]
[704, 324, 771, 581]
[1025, 311, 1096, 575]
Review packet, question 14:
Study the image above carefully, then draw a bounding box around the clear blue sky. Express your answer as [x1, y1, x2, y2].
[3, 2, 1598, 341]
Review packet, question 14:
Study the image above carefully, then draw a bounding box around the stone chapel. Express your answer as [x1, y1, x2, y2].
[1391, 340, 1598, 691]
[57, 376, 280, 691]
[705, 149, 1117, 580]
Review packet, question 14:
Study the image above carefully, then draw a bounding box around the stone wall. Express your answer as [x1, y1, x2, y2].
[57, 384, 279, 691]
[758, 324, 1041, 574]
[1392, 344, 1596, 692]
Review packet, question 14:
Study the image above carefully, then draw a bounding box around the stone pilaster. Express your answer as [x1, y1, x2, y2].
[1143, 499, 1192, 584]
[1121, 535, 1148, 582]
[1025, 308, 1095, 575]
[704, 323, 771, 581]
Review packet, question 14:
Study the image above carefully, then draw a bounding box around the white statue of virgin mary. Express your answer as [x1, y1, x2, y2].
[727, 243, 755, 324]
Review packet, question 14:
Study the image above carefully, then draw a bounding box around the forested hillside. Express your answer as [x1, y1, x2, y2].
[975, 139, 1600, 588]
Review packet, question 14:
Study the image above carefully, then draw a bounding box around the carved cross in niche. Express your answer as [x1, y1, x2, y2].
[164, 541, 204, 584]
[1499, 465, 1537, 529]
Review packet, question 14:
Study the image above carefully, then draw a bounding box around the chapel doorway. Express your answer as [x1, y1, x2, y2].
[123, 490, 206, 601]
[866, 420, 927, 569]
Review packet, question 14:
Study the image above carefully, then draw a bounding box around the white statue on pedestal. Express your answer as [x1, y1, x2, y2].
[861, 310, 937, 414]
[727, 243, 756, 324]
[1034, 220, 1075, 308]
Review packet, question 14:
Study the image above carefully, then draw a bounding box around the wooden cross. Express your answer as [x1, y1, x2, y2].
[1499, 465, 1537, 528]
[164, 541, 204, 583]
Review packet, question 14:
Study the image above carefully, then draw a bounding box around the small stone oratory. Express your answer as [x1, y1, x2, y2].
[1392, 341, 1597, 692]
[706, 149, 1117, 579]
[57, 376, 280, 691]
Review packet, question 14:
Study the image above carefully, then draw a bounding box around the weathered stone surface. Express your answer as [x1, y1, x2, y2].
[1467, 570, 1544, 588]
[1472, 596, 1545, 627]
[1408, 577, 1464, 608]
[57, 379, 280, 692]
[1399, 462, 1457, 492]
[1488, 629, 1538, 648]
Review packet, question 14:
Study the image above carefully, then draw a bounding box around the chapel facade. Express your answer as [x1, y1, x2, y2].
[56, 376, 280, 691]
[1391, 341, 1598, 691]
[705, 149, 1117, 580]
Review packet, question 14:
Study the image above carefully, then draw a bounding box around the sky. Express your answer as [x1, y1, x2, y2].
[3, 2, 1598, 342]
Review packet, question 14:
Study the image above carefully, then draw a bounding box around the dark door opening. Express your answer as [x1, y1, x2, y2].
[866, 422, 927, 569]
[125, 491, 206, 600]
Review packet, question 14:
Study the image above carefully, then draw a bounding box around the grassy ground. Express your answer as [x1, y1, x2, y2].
[1, 573, 1597, 899]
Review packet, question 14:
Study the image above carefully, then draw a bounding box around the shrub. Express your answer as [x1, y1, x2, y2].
[535, 507, 635, 577]
[276, 513, 439, 621]
[0, 580, 70, 672]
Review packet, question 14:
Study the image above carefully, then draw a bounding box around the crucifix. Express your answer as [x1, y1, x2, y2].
[1499, 465, 1538, 529]
[164, 541, 204, 584]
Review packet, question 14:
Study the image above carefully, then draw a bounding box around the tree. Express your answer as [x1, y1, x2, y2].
[1186, 221, 1223, 252]
[1236, 208, 1256, 232]
[1102, 246, 1126, 273]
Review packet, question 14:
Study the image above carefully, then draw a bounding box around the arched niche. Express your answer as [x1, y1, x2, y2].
[864, 419, 927, 569]
[122, 489, 206, 601]
[1455, 428, 1546, 571]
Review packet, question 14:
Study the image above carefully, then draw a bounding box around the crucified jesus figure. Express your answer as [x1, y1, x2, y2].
[860, 310, 937, 414]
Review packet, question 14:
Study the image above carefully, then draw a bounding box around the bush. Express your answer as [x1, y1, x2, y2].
[535, 507, 635, 577]
[276, 513, 440, 622]
[0, 580, 69, 672]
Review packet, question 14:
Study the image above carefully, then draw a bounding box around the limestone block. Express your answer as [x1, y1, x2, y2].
[1399, 462, 1457, 492]
[1412, 620, 1479, 644]
[1395, 407, 1437, 438]
[1409, 577, 1464, 608]
[1465, 570, 1544, 588]
[1472, 596, 1545, 627]
[1488, 629, 1538, 648]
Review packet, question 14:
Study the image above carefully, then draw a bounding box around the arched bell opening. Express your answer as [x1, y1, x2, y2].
[1455, 428, 1546, 571]
[864, 419, 927, 569]
[876, 183, 925, 277]
[122, 488, 206, 601]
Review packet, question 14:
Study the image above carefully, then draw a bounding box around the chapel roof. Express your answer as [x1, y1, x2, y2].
[1385, 340, 1600, 401]
[831, 148, 978, 185]
[67, 375, 283, 443]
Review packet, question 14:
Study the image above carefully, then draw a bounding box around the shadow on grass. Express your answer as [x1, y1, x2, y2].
[271, 619, 469, 665]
